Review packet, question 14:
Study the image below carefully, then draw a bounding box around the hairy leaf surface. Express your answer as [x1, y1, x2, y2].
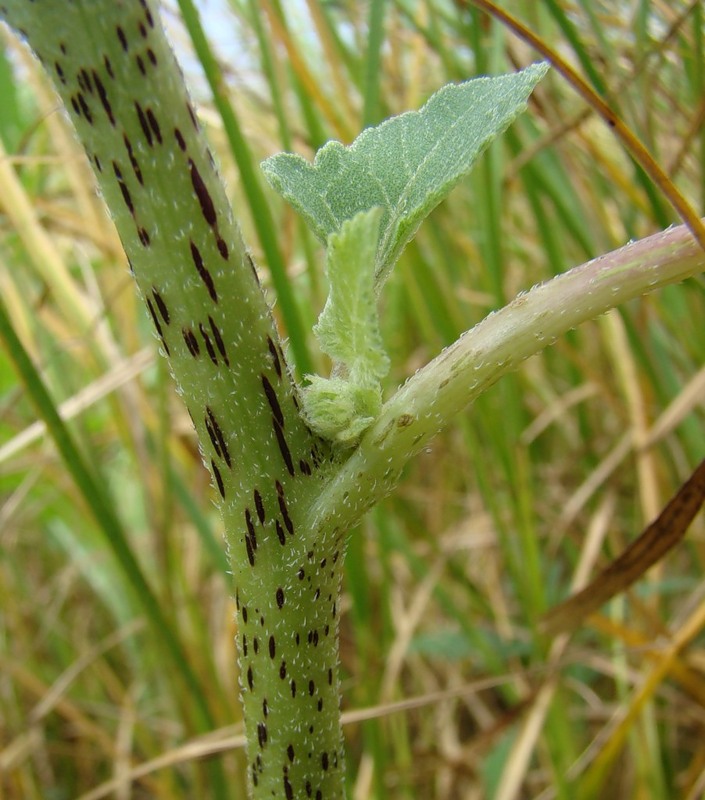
[262, 62, 549, 288]
[315, 207, 388, 380]
[304, 207, 387, 445]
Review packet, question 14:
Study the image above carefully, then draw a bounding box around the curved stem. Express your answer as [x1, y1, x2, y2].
[308, 222, 705, 536]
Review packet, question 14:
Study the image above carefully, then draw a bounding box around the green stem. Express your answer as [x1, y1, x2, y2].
[1, 2, 342, 797]
[306, 221, 705, 536]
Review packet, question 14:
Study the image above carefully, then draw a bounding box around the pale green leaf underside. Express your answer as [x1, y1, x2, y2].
[262, 62, 549, 289]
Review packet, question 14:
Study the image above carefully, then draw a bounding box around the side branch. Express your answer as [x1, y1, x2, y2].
[308, 222, 705, 534]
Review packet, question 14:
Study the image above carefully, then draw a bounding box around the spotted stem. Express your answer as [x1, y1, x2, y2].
[0, 2, 342, 797]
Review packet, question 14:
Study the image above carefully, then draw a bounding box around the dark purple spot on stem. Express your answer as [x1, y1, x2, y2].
[92, 70, 114, 125]
[245, 509, 257, 548]
[206, 406, 231, 467]
[211, 460, 225, 498]
[204, 416, 222, 458]
[146, 298, 162, 338]
[189, 240, 218, 303]
[119, 179, 134, 214]
[254, 489, 265, 524]
[216, 237, 229, 260]
[134, 101, 153, 146]
[273, 419, 295, 476]
[146, 107, 162, 143]
[112, 161, 134, 215]
[267, 336, 282, 378]
[152, 289, 170, 324]
[261, 375, 284, 427]
[199, 323, 218, 365]
[276, 481, 294, 536]
[123, 134, 143, 185]
[145, 298, 169, 355]
[246, 252, 259, 280]
[208, 316, 228, 364]
[116, 25, 128, 51]
[77, 93, 92, 123]
[188, 158, 216, 227]
[174, 127, 186, 151]
[79, 68, 92, 93]
[187, 102, 199, 130]
[182, 327, 200, 357]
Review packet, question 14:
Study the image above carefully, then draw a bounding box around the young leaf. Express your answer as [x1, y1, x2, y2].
[303, 207, 388, 446]
[314, 206, 388, 380]
[303, 375, 381, 446]
[262, 62, 549, 289]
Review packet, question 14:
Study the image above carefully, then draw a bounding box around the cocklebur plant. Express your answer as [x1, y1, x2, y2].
[1, 3, 704, 799]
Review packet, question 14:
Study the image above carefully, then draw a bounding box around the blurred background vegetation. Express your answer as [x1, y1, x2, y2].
[1, 1, 704, 798]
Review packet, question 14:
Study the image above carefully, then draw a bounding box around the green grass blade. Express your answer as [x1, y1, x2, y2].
[542, 0, 608, 96]
[362, 0, 387, 127]
[243, 0, 293, 152]
[0, 297, 222, 740]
